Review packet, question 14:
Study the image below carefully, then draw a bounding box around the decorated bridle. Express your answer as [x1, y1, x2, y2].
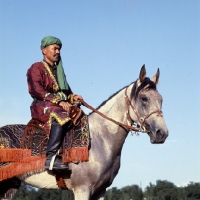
[80, 84, 163, 134]
[124, 86, 163, 133]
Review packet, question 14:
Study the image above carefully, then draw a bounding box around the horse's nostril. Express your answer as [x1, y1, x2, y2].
[156, 129, 162, 139]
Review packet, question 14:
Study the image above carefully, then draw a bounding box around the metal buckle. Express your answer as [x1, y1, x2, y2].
[139, 117, 144, 122]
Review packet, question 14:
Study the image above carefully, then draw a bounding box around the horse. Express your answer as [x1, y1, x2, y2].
[0, 65, 168, 200]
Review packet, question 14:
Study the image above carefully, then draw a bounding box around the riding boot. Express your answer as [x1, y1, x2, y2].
[45, 121, 71, 170]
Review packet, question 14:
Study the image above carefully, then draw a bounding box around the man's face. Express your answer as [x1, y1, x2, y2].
[42, 44, 61, 65]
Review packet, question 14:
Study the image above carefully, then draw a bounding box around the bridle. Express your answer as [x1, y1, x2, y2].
[80, 85, 163, 134]
[125, 87, 163, 133]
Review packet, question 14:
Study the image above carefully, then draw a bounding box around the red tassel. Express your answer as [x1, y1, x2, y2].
[62, 147, 89, 163]
[0, 155, 46, 181]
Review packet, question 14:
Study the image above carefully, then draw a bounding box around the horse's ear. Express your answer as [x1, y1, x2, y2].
[139, 64, 146, 83]
[151, 68, 160, 85]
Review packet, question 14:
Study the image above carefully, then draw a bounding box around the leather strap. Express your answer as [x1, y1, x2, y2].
[80, 99, 139, 132]
[55, 173, 68, 190]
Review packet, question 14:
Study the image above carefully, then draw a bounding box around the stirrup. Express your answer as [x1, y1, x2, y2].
[45, 155, 69, 170]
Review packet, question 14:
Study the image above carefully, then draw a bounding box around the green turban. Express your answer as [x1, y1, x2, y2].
[40, 36, 62, 49]
[41, 36, 68, 90]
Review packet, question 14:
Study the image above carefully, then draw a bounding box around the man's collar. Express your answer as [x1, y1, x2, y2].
[43, 59, 56, 68]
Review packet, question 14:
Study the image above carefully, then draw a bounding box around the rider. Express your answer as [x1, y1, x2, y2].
[27, 36, 83, 170]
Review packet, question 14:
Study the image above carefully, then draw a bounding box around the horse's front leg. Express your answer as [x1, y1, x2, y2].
[73, 187, 91, 200]
[74, 189, 106, 200]
[92, 189, 106, 200]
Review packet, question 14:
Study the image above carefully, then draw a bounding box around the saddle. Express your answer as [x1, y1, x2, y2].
[0, 106, 90, 183]
[69, 104, 83, 126]
[21, 106, 90, 162]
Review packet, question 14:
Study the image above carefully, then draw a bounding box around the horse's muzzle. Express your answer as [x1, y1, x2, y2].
[148, 128, 168, 144]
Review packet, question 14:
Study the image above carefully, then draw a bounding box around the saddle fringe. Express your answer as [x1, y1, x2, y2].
[62, 147, 89, 163]
[0, 149, 31, 162]
[0, 155, 46, 181]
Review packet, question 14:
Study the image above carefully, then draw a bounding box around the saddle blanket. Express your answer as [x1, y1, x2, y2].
[0, 115, 90, 181]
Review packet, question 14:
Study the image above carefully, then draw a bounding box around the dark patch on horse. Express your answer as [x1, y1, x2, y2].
[130, 77, 157, 100]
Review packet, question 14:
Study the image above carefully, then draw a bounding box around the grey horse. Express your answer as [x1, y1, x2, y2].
[0, 65, 168, 200]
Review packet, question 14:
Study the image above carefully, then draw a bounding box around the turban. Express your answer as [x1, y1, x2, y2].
[41, 36, 68, 90]
[40, 36, 62, 49]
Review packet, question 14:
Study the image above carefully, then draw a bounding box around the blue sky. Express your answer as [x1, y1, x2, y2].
[0, 0, 199, 190]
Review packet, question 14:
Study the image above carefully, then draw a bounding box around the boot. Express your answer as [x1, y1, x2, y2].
[45, 122, 69, 170]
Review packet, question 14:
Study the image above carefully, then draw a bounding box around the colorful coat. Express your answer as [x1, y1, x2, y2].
[27, 61, 73, 132]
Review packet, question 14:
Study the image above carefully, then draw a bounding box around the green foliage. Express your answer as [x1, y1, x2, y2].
[13, 183, 74, 200]
[13, 180, 200, 200]
[121, 185, 143, 200]
[13, 183, 38, 200]
[144, 180, 178, 200]
[144, 180, 200, 200]
[153, 180, 178, 200]
[110, 187, 122, 200]
[185, 182, 200, 199]
[105, 185, 143, 200]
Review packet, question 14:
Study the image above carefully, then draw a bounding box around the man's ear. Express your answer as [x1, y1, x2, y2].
[42, 47, 46, 55]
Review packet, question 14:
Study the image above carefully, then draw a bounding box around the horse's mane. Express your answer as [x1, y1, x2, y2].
[88, 82, 134, 115]
[88, 77, 157, 115]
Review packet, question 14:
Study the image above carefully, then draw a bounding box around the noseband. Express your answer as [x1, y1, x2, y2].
[125, 87, 163, 133]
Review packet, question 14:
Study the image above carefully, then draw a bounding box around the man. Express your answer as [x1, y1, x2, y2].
[27, 36, 83, 170]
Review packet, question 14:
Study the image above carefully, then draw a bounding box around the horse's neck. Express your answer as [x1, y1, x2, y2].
[99, 90, 127, 125]
[89, 86, 132, 152]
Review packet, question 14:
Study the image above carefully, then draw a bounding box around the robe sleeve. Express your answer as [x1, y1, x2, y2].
[27, 63, 59, 103]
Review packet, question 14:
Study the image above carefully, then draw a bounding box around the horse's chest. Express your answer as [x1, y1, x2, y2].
[106, 156, 120, 182]
[94, 156, 121, 190]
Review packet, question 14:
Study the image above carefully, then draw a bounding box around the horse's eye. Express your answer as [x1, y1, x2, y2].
[141, 96, 148, 102]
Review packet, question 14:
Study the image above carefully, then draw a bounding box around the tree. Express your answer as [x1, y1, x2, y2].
[144, 182, 155, 200]
[105, 188, 112, 200]
[105, 187, 122, 200]
[110, 187, 122, 200]
[13, 183, 38, 200]
[153, 180, 178, 200]
[105, 185, 143, 200]
[144, 180, 179, 200]
[177, 187, 187, 200]
[121, 185, 143, 200]
[185, 181, 200, 199]
[13, 180, 200, 200]
[13, 183, 74, 200]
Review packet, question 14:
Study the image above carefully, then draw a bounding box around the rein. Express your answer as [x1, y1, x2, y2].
[80, 86, 163, 133]
[80, 99, 139, 132]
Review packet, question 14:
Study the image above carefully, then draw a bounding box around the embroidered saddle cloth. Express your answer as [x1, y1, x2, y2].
[24, 110, 90, 162]
[0, 112, 90, 181]
[21, 113, 90, 162]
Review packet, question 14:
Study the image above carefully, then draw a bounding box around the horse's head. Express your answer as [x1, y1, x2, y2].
[129, 65, 168, 144]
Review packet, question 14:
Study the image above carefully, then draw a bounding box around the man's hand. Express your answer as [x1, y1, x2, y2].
[74, 95, 83, 102]
[58, 101, 70, 112]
